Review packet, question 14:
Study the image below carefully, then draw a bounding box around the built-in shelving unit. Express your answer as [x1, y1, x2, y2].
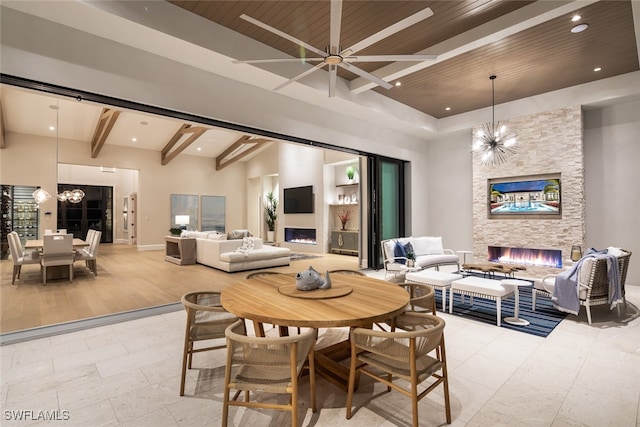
[329, 181, 359, 256]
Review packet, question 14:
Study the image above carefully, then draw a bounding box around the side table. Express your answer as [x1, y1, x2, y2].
[165, 236, 196, 265]
[501, 279, 533, 326]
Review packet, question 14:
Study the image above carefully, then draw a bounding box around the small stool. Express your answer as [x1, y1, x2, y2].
[449, 276, 516, 326]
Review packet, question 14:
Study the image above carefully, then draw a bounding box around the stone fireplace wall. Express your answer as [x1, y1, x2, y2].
[472, 106, 585, 277]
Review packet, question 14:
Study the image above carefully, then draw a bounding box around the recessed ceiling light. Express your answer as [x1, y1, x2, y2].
[571, 23, 589, 33]
[445, 107, 451, 111]
[140, 121, 148, 126]
[49, 126, 55, 131]
[594, 67, 602, 72]
[571, 14, 581, 22]
[395, 81, 401, 87]
[132, 137, 137, 142]
[48, 105, 59, 110]
[197, 147, 202, 151]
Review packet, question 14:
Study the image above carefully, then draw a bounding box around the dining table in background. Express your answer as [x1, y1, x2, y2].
[221, 272, 410, 390]
[25, 238, 89, 250]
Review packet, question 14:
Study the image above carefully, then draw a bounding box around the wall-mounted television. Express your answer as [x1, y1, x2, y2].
[488, 173, 561, 218]
[284, 185, 314, 214]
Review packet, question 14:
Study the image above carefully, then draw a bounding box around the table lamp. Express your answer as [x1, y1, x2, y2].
[175, 215, 190, 230]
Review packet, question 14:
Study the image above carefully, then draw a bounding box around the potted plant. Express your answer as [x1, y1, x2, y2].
[265, 191, 278, 242]
[406, 251, 416, 267]
[169, 227, 182, 236]
[346, 165, 356, 184]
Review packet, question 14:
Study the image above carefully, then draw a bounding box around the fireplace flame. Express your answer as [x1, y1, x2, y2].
[489, 246, 562, 268]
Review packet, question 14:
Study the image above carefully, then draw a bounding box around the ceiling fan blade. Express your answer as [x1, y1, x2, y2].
[328, 64, 337, 98]
[273, 62, 327, 91]
[240, 14, 327, 58]
[344, 54, 437, 62]
[329, 0, 343, 54]
[233, 58, 324, 64]
[341, 7, 434, 56]
[339, 62, 393, 90]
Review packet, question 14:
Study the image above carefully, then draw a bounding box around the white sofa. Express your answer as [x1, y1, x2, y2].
[382, 236, 460, 279]
[182, 231, 291, 273]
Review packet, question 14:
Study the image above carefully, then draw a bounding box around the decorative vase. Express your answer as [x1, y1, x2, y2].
[570, 245, 582, 262]
[341, 221, 347, 230]
[407, 260, 415, 268]
[267, 230, 275, 242]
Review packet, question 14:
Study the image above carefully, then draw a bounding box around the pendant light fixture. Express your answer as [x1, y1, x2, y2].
[472, 75, 518, 166]
[32, 101, 85, 204]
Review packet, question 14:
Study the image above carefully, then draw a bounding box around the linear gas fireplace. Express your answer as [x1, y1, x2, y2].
[284, 227, 317, 245]
[488, 246, 562, 268]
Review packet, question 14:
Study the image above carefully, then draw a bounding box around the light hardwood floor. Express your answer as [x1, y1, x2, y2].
[0, 244, 359, 333]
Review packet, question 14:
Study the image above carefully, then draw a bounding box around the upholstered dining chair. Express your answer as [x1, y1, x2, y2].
[346, 312, 451, 427]
[180, 291, 240, 396]
[7, 231, 40, 284]
[74, 230, 101, 276]
[222, 319, 317, 427]
[41, 233, 74, 285]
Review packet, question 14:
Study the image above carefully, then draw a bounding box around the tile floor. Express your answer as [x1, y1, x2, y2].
[1, 283, 639, 426]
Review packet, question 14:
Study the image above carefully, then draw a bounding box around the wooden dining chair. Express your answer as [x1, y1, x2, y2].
[41, 234, 74, 285]
[180, 291, 240, 396]
[222, 320, 317, 427]
[346, 312, 451, 427]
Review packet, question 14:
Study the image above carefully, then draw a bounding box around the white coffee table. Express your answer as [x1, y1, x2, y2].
[501, 279, 533, 326]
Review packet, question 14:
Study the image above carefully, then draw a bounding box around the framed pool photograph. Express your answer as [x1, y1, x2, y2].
[488, 173, 561, 218]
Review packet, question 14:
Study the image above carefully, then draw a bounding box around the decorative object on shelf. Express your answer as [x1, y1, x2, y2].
[570, 245, 582, 262]
[337, 207, 352, 230]
[169, 227, 182, 236]
[295, 266, 332, 291]
[346, 165, 356, 184]
[265, 190, 278, 242]
[472, 75, 518, 166]
[351, 193, 357, 203]
[338, 194, 345, 204]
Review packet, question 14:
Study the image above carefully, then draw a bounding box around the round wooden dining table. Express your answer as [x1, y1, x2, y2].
[221, 272, 409, 391]
[220, 272, 409, 330]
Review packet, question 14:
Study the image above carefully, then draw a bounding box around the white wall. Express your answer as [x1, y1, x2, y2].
[584, 99, 640, 285]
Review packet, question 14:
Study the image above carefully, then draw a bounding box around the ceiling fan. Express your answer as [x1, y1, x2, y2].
[232, 1, 437, 97]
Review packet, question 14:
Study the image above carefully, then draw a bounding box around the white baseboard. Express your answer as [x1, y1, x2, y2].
[137, 244, 164, 251]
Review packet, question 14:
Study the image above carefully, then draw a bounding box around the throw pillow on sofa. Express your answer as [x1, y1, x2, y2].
[394, 240, 407, 264]
[234, 237, 255, 254]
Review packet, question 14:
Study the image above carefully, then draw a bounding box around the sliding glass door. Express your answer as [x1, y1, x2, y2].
[367, 156, 407, 269]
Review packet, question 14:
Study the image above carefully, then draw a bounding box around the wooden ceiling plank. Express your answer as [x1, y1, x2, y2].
[91, 108, 120, 158]
[161, 126, 206, 165]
